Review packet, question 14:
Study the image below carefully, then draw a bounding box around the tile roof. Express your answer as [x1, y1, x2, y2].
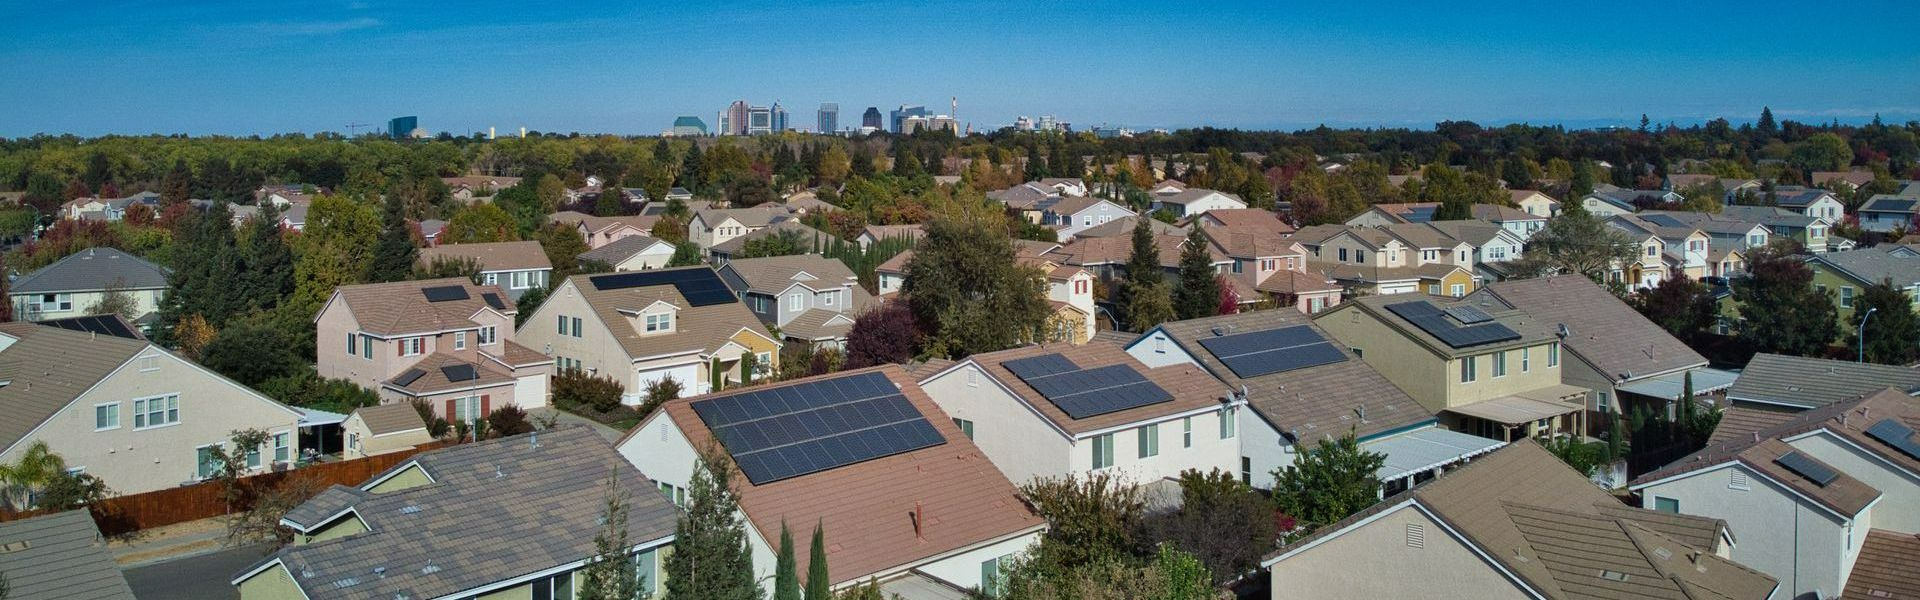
[1153, 310, 1433, 441]
[329, 278, 514, 337]
[562, 269, 776, 361]
[1728, 353, 1920, 409]
[1479, 275, 1706, 384]
[577, 234, 671, 265]
[0, 510, 137, 600]
[246, 426, 678, 600]
[963, 342, 1236, 435]
[655, 367, 1044, 586]
[8, 247, 169, 293]
[352, 403, 428, 436]
[1634, 388, 1920, 499]
[1844, 530, 1920, 600]
[416, 241, 552, 272]
[0, 322, 150, 450]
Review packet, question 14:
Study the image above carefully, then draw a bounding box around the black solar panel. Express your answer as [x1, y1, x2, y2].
[1195, 325, 1350, 379]
[393, 369, 427, 387]
[421, 285, 470, 302]
[40, 314, 139, 339]
[1385, 301, 1522, 349]
[588, 268, 737, 307]
[691, 372, 944, 485]
[1774, 451, 1840, 487]
[481, 292, 506, 311]
[1003, 356, 1176, 419]
[1864, 419, 1920, 460]
[441, 364, 478, 382]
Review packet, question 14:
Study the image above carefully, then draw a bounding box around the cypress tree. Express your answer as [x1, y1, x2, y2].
[774, 522, 801, 600]
[367, 193, 417, 283]
[803, 522, 830, 600]
[664, 448, 761, 600]
[1172, 229, 1221, 319]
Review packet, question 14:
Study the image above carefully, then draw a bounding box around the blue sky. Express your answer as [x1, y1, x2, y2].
[3, 1, 1917, 137]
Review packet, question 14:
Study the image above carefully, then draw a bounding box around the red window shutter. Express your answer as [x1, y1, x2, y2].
[480, 395, 491, 416]
[444, 399, 455, 420]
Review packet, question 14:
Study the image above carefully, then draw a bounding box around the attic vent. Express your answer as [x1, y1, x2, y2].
[1404, 524, 1425, 549]
[1599, 570, 1630, 582]
[0, 541, 30, 553]
[1728, 470, 1750, 491]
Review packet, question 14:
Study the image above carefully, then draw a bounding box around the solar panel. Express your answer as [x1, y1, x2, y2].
[421, 285, 470, 302]
[1195, 325, 1350, 379]
[481, 292, 507, 311]
[1864, 418, 1920, 460]
[1385, 301, 1521, 349]
[393, 369, 427, 387]
[588, 268, 737, 307]
[1444, 305, 1496, 325]
[1774, 451, 1840, 487]
[1002, 357, 1176, 419]
[441, 364, 477, 382]
[691, 371, 944, 485]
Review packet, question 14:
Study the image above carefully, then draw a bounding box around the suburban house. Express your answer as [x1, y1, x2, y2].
[1629, 389, 1920, 600]
[717, 254, 873, 349]
[918, 342, 1238, 486]
[1770, 186, 1848, 222]
[0, 510, 137, 600]
[1802, 247, 1920, 335]
[340, 403, 433, 459]
[1148, 188, 1247, 218]
[440, 175, 522, 202]
[854, 223, 924, 250]
[515, 267, 780, 401]
[1856, 195, 1920, 233]
[1471, 276, 1716, 434]
[0, 321, 314, 495]
[578, 234, 677, 272]
[1718, 205, 1831, 253]
[315, 278, 554, 420]
[236, 427, 678, 600]
[415, 240, 554, 301]
[1265, 440, 1778, 600]
[688, 206, 793, 250]
[548, 211, 658, 249]
[1040, 196, 1135, 241]
[1510, 189, 1561, 218]
[7, 247, 169, 329]
[1726, 353, 1920, 412]
[617, 367, 1047, 597]
[1130, 311, 1506, 495]
[1315, 295, 1588, 442]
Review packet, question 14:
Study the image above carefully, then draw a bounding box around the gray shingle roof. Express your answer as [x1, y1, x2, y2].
[1727, 353, 1920, 409]
[243, 426, 679, 600]
[0, 510, 136, 600]
[9, 247, 169, 293]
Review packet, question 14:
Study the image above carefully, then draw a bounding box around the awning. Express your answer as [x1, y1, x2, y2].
[1616, 368, 1739, 401]
[297, 408, 348, 427]
[1364, 427, 1507, 482]
[1447, 391, 1585, 425]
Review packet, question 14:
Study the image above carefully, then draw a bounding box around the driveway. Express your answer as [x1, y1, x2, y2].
[123, 543, 271, 600]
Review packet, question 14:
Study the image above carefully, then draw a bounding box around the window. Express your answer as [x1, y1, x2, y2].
[454, 331, 467, 350]
[510, 271, 531, 290]
[1219, 407, 1236, 439]
[1138, 424, 1159, 458]
[1547, 343, 1559, 367]
[94, 403, 119, 430]
[1091, 434, 1115, 469]
[273, 432, 290, 464]
[530, 571, 573, 600]
[787, 293, 804, 310]
[1460, 356, 1477, 383]
[133, 394, 179, 429]
[1653, 496, 1680, 514]
[478, 326, 497, 345]
[1522, 348, 1531, 372]
[645, 313, 673, 333]
[1493, 352, 1507, 377]
[571, 317, 583, 338]
[1840, 286, 1855, 308]
[1182, 417, 1193, 448]
[28, 293, 73, 313]
[196, 445, 219, 479]
[452, 396, 482, 423]
[952, 418, 974, 439]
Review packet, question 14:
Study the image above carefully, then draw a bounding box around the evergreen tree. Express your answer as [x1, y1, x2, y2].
[774, 522, 801, 600]
[368, 193, 418, 283]
[1172, 229, 1220, 320]
[803, 522, 830, 600]
[664, 447, 762, 600]
[578, 466, 640, 600]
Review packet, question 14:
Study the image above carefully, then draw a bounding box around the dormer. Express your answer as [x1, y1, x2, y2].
[619, 300, 681, 336]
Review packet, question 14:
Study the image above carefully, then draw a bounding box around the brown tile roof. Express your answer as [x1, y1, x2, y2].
[1154, 310, 1433, 441]
[1635, 388, 1920, 502]
[1479, 275, 1706, 384]
[657, 367, 1044, 586]
[0, 322, 152, 450]
[330, 278, 514, 337]
[964, 342, 1236, 435]
[563, 269, 776, 361]
[417, 241, 553, 272]
[352, 403, 427, 436]
[1844, 530, 1920, 600]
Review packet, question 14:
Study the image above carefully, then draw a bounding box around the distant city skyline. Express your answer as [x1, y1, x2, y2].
[2, 1, 1916, 137]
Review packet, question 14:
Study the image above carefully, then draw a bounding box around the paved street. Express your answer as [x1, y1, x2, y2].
[123, 543, 271, 600]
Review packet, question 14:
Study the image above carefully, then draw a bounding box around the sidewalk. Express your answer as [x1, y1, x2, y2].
[109, 516, 236, 567]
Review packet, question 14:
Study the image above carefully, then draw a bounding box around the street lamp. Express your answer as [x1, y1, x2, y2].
[1858, 307, 1878, 363]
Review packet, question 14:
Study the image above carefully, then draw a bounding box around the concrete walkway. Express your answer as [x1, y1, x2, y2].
[528, 407, 628, 444]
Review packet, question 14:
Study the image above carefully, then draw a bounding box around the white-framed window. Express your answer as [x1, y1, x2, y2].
[1493, 352, 1507, 377]
[478, 326, 497, 345]
[1138, 424, 1159, 458]
[29, 293, 73, 313]
[1091, 434, 1115, 469]
[1219, 407, 1236, 439]
[645, 313, 673, 333]
[1460, 356, 1477, 383]
[454, 331, 467, 350]
[510, 271, 531, 289]
[94, 403, 120, 430]
[452, 396, 483, 423]
[133, 394, 179, 429]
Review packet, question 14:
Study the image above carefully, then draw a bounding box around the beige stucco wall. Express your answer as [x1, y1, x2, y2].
[1267, 503, 1530, 600]
[0, 347, 303, 495]
[237, 563, 308, 600]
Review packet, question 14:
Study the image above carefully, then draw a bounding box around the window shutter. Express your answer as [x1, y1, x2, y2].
[445, 399, 456, 420]
[480, 395, 491, 416]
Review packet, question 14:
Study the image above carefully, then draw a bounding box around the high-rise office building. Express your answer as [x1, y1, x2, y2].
[862, 107, 882, 130]
[388, 116, 418, 139]
[889, 105, 930, 133]
[817, 103, 838, 134]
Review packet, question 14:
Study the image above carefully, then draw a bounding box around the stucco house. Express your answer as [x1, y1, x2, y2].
[617, 367, 1046, 597]
[315, 278, 554, 422]
[0, 321, 314, 495]
[514, 267, 780, 402]
[577, 234, 677, 272]
[7, 247, 169, 329]
[415, 241, 553, 301]
[717, 254, 873, 349]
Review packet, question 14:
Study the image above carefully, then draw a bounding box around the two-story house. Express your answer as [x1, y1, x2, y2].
[717, 255, 873, 349]
[688, 206, 793, 250]
[515, 267, 780, 402]
[415, 241, 554, 301]
[1149, 188, 1247, 218]
[1041, 196, 1136, 241]
[7, 247, 169, 329]
[316, 279, 553, 421]
[617, 367, 1046, 597]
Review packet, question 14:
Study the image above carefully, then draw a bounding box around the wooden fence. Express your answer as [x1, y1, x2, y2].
[0, 442, 445, 537]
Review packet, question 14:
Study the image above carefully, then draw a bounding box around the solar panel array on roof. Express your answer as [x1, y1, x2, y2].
[481, 292, 507, 311]
[1774, 451, 1840, 487]
[1195, 325, 1349, 379]
[1384, 301, 1521, 349]
[441, 364, 477, 382]
[393, 369, 427, 387]
[1864, 418, 1920, 460]
[692, 371, 944, 485]
[421, 285, 470, 302]
[1443, 305, 1496, 325]
[588, 268, 736, 306]
[39, 314, 138, 339]
[1002, 353, 1175, 419]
